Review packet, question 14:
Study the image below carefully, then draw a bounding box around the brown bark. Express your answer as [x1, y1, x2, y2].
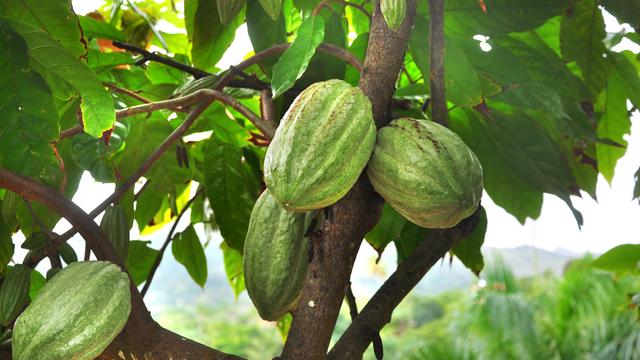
[280, 2, 418, 359]
[428, 0, 447, 126]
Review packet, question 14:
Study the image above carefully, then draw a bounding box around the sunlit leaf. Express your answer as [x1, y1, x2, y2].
[172, 225, 208, 287]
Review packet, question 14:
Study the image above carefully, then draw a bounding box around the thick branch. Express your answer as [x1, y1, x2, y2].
[428, 0, 447, 126]
[280, 1, 417, 359]
[327, 211, 481, 359]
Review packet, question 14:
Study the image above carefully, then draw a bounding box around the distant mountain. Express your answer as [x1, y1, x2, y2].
[145, 242, 581, 315]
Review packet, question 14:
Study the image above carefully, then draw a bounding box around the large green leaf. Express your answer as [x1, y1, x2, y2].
[596, 73, 630, 184]
[203, 137, 257, 250]
[7, 20, 115, 138]
[1, 0, 85, 58]
[77, 15, 127, 42]
[608, 51, 640, 109]
[452, 207, 487, 276]
[0, 210, 13, 274]
[450, 109, 543, 223]
[185, 0, 242, 72]
[601, 0, 640, 29]
[172, 225, 207, 288]
[444, 0, 570, 37]
[271, 15, 325, 98]
[365, 204, 406, 256]
[246, 0, 287, 76]
[220, 241, 244, 298]
[126, 240, 159, 286]
[0, 20, 60, 180]
[0, 264, 31, 326]
[560, 0, 611, 98]
[592, 244, 640, 275]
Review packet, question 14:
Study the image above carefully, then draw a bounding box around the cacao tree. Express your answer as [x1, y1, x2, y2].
[0, 0, 638, 358]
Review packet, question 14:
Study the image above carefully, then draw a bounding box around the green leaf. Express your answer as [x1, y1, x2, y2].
[365, 204, 406, 255]
[395, 222, 428, 263]
[560, 0, 611, 98]
[100, 205, 131, 261]
[0, 214, 13, 274]
[203, 137, 257, 250]
[146, 61, 187, 85]
[220, 241, 244, 298]
[601, 0, 640, 29]
[596, 72, 630, 183]
[276, 313, 293, 341]
[28, 270, 45, 301]
[77, 15, 127, 42]
[592, 244, 640, 274]
[452, 207, 487, 276]
[87, 49, 134, 74]
[450, 109, 543, 223]
[0, 20, 60, 180]
[1, 0, 85, 58]
[8, 19, 115, 138]
[186, 0, 243, 72]
[126, 240, 159, 286]
[0, 264, 31, 326]
[172, 226, 208, 288]
[58, 243, 77, 265]
[71, 122, 127, 183]
[609, 50, 640, 109]
[271, 16, 325, 98]
[444, 0, 570, 37]
[134, 188, 164, 231]
[246, 0, 287, 76]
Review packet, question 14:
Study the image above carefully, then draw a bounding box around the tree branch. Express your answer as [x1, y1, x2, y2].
[112, 41, 212, 78]
[280, 1, 417, 359]
[327, 210, 481, 359]
[140, 189, 203, 297]
[428, 0, 447, 126]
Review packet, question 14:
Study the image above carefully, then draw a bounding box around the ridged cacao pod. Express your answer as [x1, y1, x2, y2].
[0, 265, 31, 326]
[243, 190, 308, 321]
[258, 0, 282, 20]
[12, 261, 131, 360]
[264, 79, 376, 212]
[367, 118, 483, 228]
[100, 205, 130, 261]
[217, 0, 245, 26]
[380, 0, 406, 31]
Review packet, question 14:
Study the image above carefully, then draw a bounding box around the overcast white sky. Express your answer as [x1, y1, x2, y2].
[69, 1, 640, 254]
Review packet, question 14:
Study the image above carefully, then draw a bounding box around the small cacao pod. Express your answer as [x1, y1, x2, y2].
[367, 118, 483, 228]
[217, 0, 245, 26]
[380, 0, 406, 31]
[243, 190, 308, 321]
[12, 261, 131, 360]
[100, 204, 130, 261]
[258, 0, 282, 20]
[264, 79, 376, 212]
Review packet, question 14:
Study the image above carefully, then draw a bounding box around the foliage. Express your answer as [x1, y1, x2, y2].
[0, 0, 637, 357]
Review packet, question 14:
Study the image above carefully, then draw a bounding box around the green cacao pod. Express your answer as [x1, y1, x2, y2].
[12, 261, 131, 360]
[258, 0, 282, 20]
[0, 265, 31, 326]
[243, 190, 308, 321]
[380, 0, 406, 31]
[100, 204, 130, 261]
[216, 0, 245, 26]
[264, 79, 376, 212]
[367, 118, 483, 228]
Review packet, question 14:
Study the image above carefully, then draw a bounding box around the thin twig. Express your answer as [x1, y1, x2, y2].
[428, 0, 447, 126]
[105, 82, 152, 104]
[345, 285, 384, 360]
[260, 89, 278, 131]
[113, 41, 212, 78]
[313, 0, 371, 18]
[140, 189, 203, 297]
[23, 199, 63, 269]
